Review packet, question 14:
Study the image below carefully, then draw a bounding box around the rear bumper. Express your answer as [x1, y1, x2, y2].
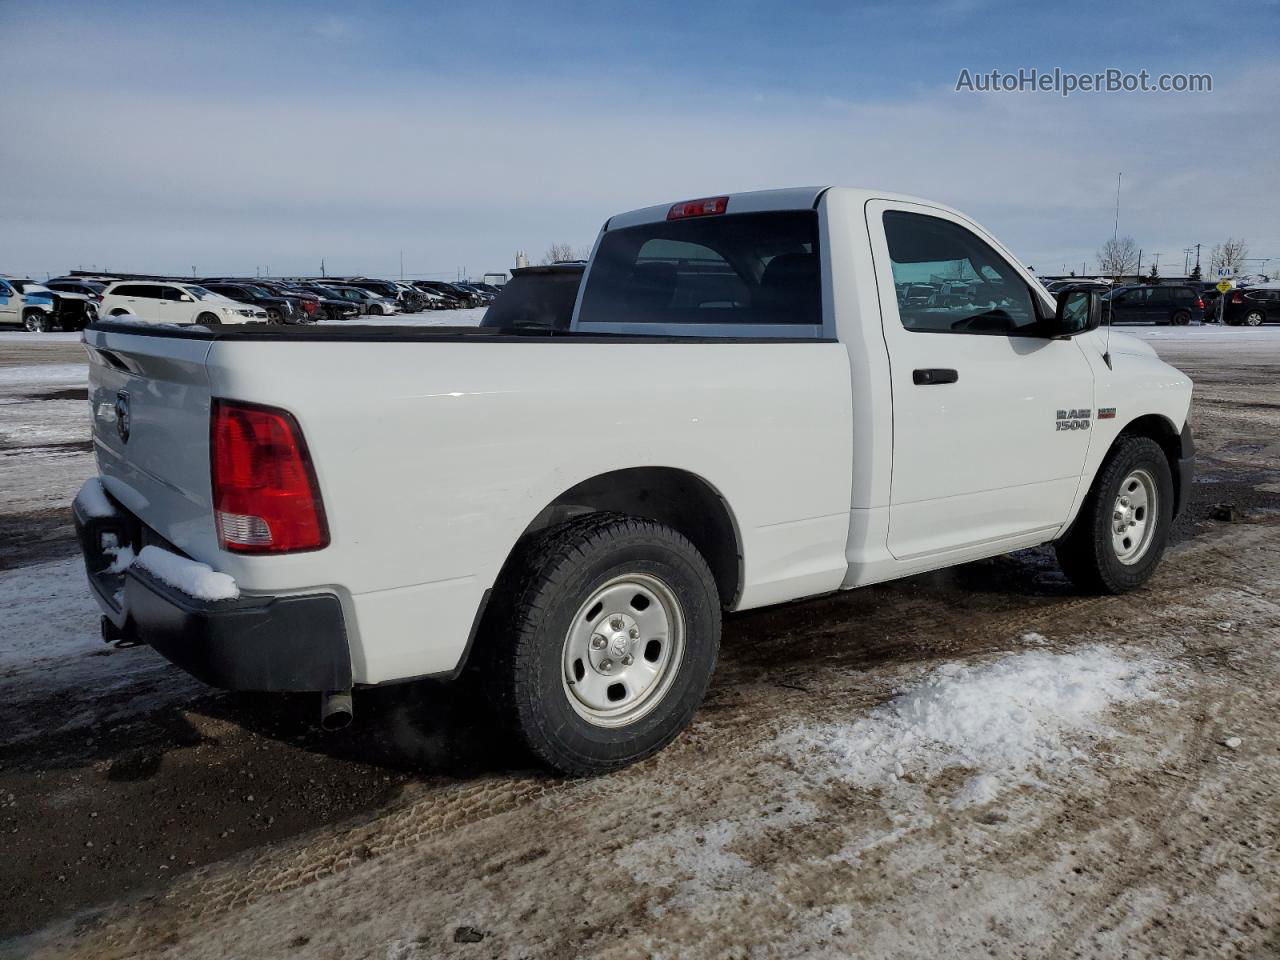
[73, 484, 352, 692]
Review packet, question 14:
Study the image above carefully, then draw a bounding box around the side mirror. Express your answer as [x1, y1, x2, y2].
[179, 294, 194, 302]
[1053, 289, 1101, 337]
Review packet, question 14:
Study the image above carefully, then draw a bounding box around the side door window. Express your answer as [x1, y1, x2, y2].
[883, 211, 1038, 335]
[0, 280, 15, 320]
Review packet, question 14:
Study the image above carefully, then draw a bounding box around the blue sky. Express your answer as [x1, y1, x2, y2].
[2, 0, 1277, 280]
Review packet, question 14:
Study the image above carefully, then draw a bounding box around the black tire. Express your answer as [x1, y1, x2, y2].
[266, 308, 283, 324]
[23, 311, 50, 333]
[1244, 310, 1265, 327]
[1055, 435, 1174, 594]
[1171, 310, 1191, 326]
[196, 312, 221, 326]
[486, 512, 721, 776]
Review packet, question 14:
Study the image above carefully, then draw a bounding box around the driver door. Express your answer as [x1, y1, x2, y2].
[867, 200, 1095, 561]
[0, 280, 17, 324]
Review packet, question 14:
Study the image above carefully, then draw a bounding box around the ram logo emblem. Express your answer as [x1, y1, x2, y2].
[1055, 408, 1091, 432]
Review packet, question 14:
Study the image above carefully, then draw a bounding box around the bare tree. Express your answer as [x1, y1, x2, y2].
[1209, 238, 1249, 276]
[1097, 236, 1139, 276]
[541, 242, 579, 265]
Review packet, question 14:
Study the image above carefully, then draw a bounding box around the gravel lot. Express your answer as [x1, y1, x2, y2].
[1, 324, 1277, 959]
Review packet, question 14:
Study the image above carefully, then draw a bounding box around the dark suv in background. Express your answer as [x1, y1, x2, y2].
[1223, 287, 1280, 326]
[200, 281, 307, 324]
[1102, 284, 1204, 325]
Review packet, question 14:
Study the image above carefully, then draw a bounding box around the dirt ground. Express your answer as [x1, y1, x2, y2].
[1, 327, 1277, 959]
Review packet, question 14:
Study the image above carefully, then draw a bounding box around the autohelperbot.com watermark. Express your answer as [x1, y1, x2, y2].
[955, 67, 1212, 97]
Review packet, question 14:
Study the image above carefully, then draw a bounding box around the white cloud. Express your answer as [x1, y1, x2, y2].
[1, 10, 1275, 280]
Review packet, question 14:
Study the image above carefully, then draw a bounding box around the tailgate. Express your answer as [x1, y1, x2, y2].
[83, 327, 220, 562]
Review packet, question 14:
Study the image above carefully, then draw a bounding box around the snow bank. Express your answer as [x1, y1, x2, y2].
[134, 546, 239, 602]
[74, 477, 116, 519]
[774, 646, 1170, 805]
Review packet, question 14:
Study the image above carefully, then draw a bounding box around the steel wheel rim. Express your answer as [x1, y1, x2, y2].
[1112, 467, 1158, 565]
[1246, 311, 1263, 326]
[561, 573, 685, 727]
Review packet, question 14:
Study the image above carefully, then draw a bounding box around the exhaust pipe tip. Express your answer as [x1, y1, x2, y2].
[320, 690, 353, 732]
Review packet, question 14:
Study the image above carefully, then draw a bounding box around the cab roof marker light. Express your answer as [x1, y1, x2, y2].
[667, 196, 729, 220]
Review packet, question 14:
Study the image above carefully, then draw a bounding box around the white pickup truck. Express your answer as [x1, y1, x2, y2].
[74, 187, 1194, 775]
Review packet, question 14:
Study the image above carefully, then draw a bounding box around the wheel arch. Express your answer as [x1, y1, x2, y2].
[1116, 413, 1186, 516]
[502, 467, 744, 611]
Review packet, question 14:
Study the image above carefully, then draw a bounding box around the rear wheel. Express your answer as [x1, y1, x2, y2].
[23, 311, 49, 333]
[1056, 436, 1173, 594]
[1171, 309, 1191, 326]
[486, 513, 721, 776]
[1244, 309, 1265, 326]
[266, 308, 283, 324]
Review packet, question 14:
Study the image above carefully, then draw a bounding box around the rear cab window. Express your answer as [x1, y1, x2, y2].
[576, 210, 824, 338]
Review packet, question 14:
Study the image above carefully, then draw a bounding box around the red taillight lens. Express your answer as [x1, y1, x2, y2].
[211, 400, 329, 554]
[1197, 297, 1204, 309]
[667, 196, 729, 220]
[1231, 292, 1243, 303]
[302, 300, 318, 314]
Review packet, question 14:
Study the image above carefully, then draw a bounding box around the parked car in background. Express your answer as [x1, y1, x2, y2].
[416, 279, 484, 307]
[248, 281, 327, 321]
[409, 280, 467, 307]
[99, 281, 266, 325]
[1101, 285, 1203, 325]
[0, 276, 97, 331]
[200, 282, 307, 324]
[480, 262, 585, 330]
[47, 278, 107, 303]
[1223, 286, 1280, 326]
[288, 284, 363, 321]
[333, 278, 415, 311]
[324, 284, 397, 316]
[453, 282, 496, 304]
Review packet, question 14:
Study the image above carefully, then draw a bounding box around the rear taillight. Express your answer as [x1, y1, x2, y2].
[667, 196, 729, 220]
[1232, 292, 1243, 304]
[211, 400, 329, 554]
[1197, 297, 1204, 309]
[302, 300, 318, 314]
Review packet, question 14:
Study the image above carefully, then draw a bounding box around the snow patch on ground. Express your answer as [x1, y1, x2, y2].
[135, 546, 239, 602]
[0, 363, 87, 386]
[615, 798, 815, 917]
[0, 557, 203, 744]
[773, 646, 1172, 806]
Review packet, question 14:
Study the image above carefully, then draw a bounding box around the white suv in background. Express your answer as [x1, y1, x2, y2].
[99, 281, 266, 325]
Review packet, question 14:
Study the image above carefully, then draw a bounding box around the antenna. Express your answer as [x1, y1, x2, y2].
[1104, 172, 1120, 370]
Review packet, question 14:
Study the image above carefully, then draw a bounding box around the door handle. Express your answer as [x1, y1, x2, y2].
[913, 368, 959, 385]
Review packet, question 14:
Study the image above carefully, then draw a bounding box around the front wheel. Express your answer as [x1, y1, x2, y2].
[1056, 436, 1174, 594]
[488, 513, 721, 776]
[196, 312, 221, 326]
[23, 311, 50, 333]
